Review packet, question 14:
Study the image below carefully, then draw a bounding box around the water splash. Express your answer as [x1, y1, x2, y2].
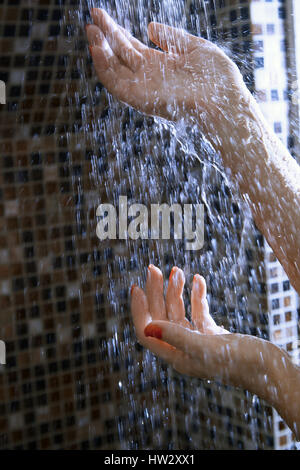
[61, 0, 293, 450]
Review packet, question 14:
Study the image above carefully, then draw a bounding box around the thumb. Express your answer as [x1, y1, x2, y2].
[148, 22, 199, 54]
[144, 320, 208, 356]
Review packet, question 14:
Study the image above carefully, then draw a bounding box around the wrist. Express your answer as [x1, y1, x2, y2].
[205, 93, 274, 195]
[268, 348, 300, 438]
[252, 340, 300, 438]
[228, 336, 300, 438]
[227, 336, 283, 405]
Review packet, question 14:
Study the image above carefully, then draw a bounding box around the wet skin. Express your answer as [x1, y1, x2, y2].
[86, 9, 300, 439]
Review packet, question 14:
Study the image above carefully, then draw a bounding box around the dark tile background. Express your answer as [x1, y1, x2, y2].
[0, 0, 274, 449]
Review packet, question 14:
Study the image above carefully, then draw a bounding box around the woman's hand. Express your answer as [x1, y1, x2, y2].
[131, 264, 235, 378]
[86, 9, 300, 296]
[86, 8, 250, 127]
[131, 265, 300, 439]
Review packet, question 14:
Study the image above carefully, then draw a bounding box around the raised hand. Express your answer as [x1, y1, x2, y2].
[86, 10, 300, 437]
[86, 8, 250, 126]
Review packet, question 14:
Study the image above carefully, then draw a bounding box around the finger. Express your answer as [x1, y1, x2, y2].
[146, 265, 167, 321]
[166, 267, 186, 322]
[131, 285, 151, 339]
[141, 336, 188, 368]
[145, 320, 204, 356]
[90, 43, 134, 100]
[191, 274, 214, 333]
[119, 24, 168, 69]
[191, 274, 230, 335]
[130, 285, 189, 366]
[91, 8, 144, 72]
[148, 22, 200, 54]
[118, 25, 149, 53]
[86, 23, 105, 46]
[145, 321, 233, 381]
[142, 328, 203, 378]
[145, 320, 220, 358]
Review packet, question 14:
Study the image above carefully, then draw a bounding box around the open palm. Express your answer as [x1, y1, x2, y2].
[87, 9, 248, 125]
[131, 265, 229, 377]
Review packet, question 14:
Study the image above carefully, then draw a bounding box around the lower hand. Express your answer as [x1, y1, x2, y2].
[131, 265, 232, 378]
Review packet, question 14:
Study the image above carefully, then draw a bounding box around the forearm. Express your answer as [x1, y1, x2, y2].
[199, 94, 300, 294]
[269, 349, 300, 440]
[147, 320, 300, 437]
[226, 334, 300, 440]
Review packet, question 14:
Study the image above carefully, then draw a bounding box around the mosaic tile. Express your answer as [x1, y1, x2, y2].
[0, 0, 298, 451]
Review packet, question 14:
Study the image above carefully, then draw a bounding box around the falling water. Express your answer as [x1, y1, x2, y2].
[1, 0, 298, 451]
[57, 0, 277, 449]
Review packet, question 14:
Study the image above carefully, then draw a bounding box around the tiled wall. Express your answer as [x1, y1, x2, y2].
[0, 0, 274, 449]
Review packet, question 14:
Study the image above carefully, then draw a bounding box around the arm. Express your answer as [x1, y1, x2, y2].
[149, 322, 300, 440]
[87, 9, 300, 294]
[210, 97, 300, 294]
[269, 346, 300, 439]
[87, 11, 300, 438]
[131, 265, 300, 440]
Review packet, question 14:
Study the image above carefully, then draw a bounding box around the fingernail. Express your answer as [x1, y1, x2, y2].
[169, 267, 176, 281]
[144, 324, 162, 340]
[148, 264, 155, 276]
[130, 284, 137, 296]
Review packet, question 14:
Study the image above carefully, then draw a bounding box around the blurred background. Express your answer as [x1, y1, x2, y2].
[0, 0, 299, 450]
